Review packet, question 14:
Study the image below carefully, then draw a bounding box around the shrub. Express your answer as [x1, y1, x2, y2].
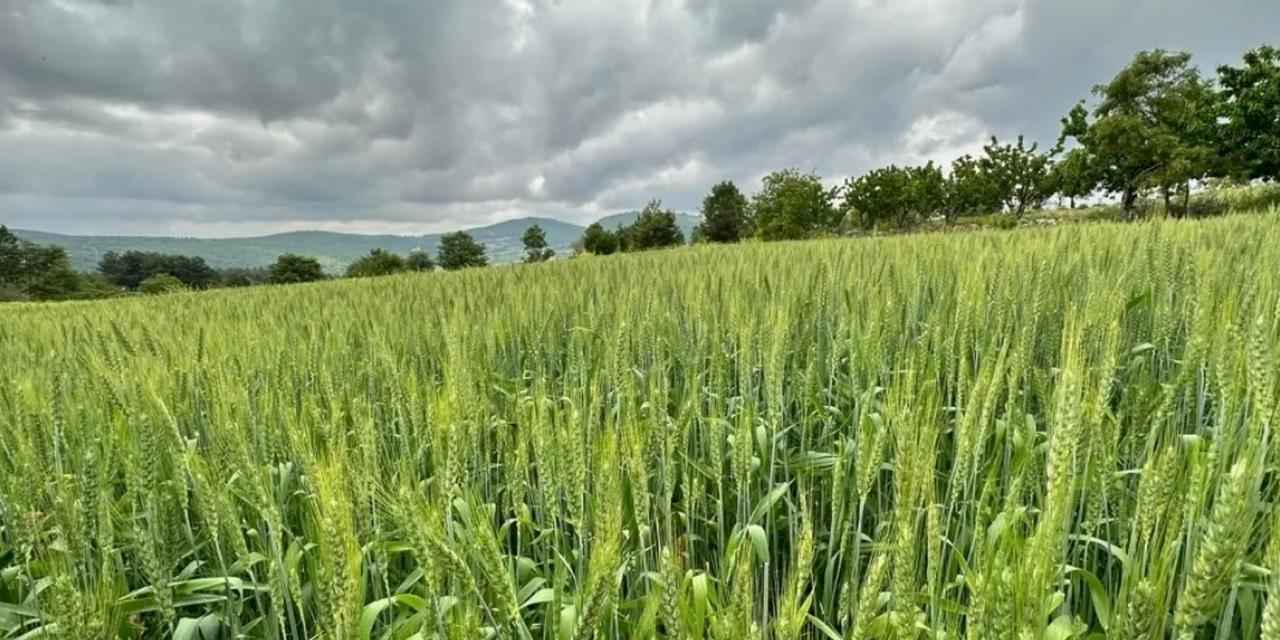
[138, 273, 186, 295]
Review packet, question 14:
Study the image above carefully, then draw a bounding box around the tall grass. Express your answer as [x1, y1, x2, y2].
[1, 212, 1278, 639]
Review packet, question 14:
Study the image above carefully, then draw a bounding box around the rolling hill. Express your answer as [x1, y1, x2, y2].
[11, 217, 585, 273]
[11, 211, 701, 272]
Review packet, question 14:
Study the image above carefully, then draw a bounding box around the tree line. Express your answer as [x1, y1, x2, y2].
[574, 43, 1278, 252]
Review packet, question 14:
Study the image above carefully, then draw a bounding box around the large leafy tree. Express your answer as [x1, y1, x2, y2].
[944, 154, 1002, 220]
[522, 225, 555, 263]
[980, 136, 1052, 218]
[579, 223, 619, 255]
[843, 166, 910, 230]
[1217, 45, 1280, 182]
[750, 169, 840, 240]
[406, 250, 436, 272]
[619, 201, 685, 251]
[695, 181, 749, 243]
[268, 254, 326, 284]
[346, 249, 406, 278]
[1, 225, 84, 301]
[843, 163, 945, 230]
[1060, 50, 1216, 218]
[1047, 148, 1096, 209]
[437, 232, 488, 270]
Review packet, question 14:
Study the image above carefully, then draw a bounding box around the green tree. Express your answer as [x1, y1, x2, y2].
[98, 250, 218, 289]
[406, 250, 436, 272]
[1, 226, 85, 301]
[944, 154, 1003, 220]
[842, 163, 945, 230]
[619, 201, 685, 251]
[842, 166, 915, 230]
[139, 273, 186, 295]
[1217, 45, 1280, 182]
[579, 223, 619, 255]
[269, 254, 326, 284]
[21, 246, 82, 300]
[1047, 148, 1096, 208]
[980, 136, 1052, 218]
[695, 181, 749, 243]
[749, 169, 840, 240]
[907, 162, 947, 221]
[1061, 50, 1216, 219]
[346, 249, 407, 278]
[437, 232, 488, 270]
[522, 225, 555, 263]
[0, 226, 24, 290]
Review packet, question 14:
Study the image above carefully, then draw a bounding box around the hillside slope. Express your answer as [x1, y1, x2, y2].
[11, 212, 702, 272]
[12, 217, 584, 272]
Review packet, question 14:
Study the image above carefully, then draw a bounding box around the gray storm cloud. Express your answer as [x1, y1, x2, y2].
[1, 0, 1276, 236]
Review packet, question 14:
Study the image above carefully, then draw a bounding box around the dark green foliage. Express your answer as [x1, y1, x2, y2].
[0, 225, 86, 301]
[842, 163, 945, 230]
[437, 232, 488, 270]
[139, 273, 185, 295]
[981, 136, 1052, 217]
[1217, 45, 1280, 182]
[346, 249, 407, 278]
[98, 250, 218, 290]
[1047, 148, 1097, 209]
[843, 166, 911, 229]
[522, 225, 555, 263]
[1061, 50, 1216, 218]
[218, 266, 271, 287]
[0, 225, 20, 285]
[617, 201, 685, 251]
[268, 254, 326, 284]
[750, 169, 840, 240]
[696, 181, 749, 243]
[406, 250, 436, 272]
[579, 223, 619, 256]
[74, 273, 123, 299]
[908, 163, 948, 221]
[945, 154, 1003, 219]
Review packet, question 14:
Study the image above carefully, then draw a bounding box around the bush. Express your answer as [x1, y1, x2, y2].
[139, 273, 186, 295]
[347, 249, 407, 278]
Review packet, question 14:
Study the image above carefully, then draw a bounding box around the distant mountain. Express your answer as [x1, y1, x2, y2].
[12, 217, 585, 273]
[10, 211, 702, 272]
[595, 211, 701, 238]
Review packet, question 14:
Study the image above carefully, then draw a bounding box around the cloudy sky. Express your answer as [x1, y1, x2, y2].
[1, 0, 1276, 237]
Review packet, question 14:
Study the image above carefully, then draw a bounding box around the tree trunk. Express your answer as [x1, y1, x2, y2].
[1069, 195, 1075, 209]
[1122, 188, 1138, 220]
[1182, 181, 1191, 217]
[1161, 185, 1172, 218]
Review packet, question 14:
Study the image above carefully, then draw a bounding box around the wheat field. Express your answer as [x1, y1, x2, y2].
[2, 212, 1279, 639]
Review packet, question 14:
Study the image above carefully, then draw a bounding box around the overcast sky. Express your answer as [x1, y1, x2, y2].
[1, 0, 1276, 237]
